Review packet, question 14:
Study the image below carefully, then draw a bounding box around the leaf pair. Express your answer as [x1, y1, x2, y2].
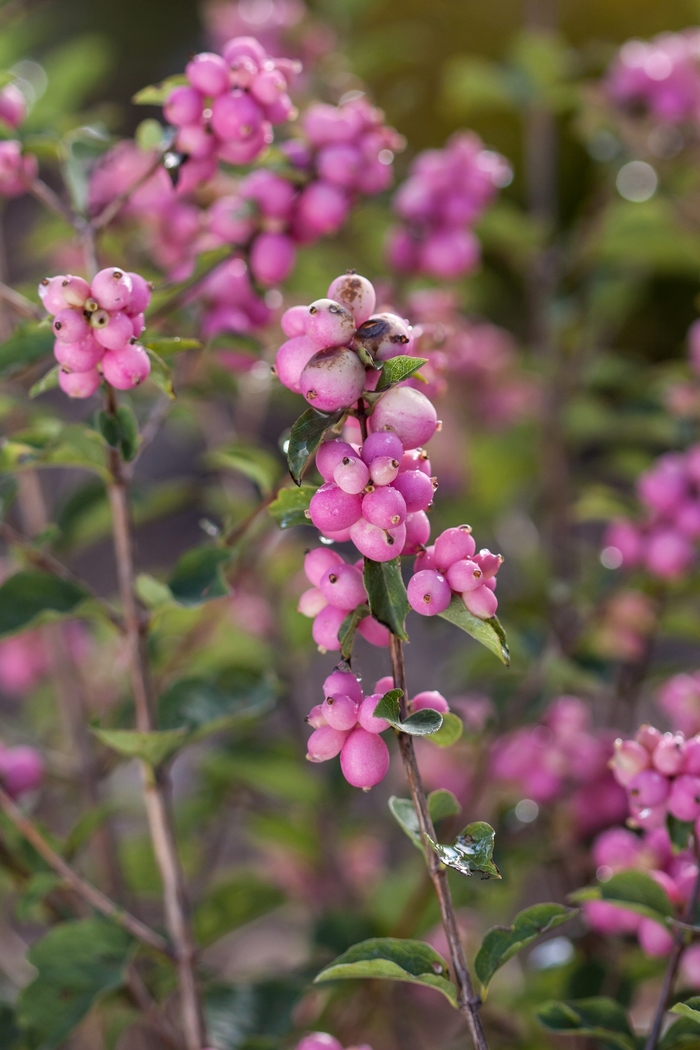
[95, 405, 139, 462]
[388, 794, 500, 878]
[374, 688, 443, 736]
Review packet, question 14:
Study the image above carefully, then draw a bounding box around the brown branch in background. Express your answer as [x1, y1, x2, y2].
[92, 149, 169, 231]
[0, 281, 42, 320]
[28, 179, 76, 229]
[147, 249, 238, 323]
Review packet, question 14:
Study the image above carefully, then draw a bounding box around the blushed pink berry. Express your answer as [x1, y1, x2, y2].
[319, 564, 367, 610]
[296, 1034, 343, 1050]
[275, 335, 318, 393]
[362, 486, 407, 529]
[358, 693, 391, 733]
[311, 604, 346, 651]
[400, 448, 431, 475]
[369, 455, 400, 486]
[414, 544, 437, 572]
[306, 705, 327, 728]
[446, 559, 483, 593]
[610, 739, 650, 786]
[54, 337, 103, 373]
[186, 52, 230, 96]
[402, 511, 431, 555]
[361, 431, 403, 465]
[297, 588, 327, 618]
[300, 347, 366, 413]
[584, 899, 640, 936]
[164, 86, 203, 126]
[327, 272, 377, 325]
[211, 90, 262, 140]
[309, 484, 363, 533]
[0, 746, 43, 797]
[412, 690, 449, 713]
[629, 801, 667, 829]
[306, 299, 356, 349]
[392, 469, 435, 513]
[323, 669, 363, 704]
[463, 584, 498, 619]
[474, 549, 503, 579]
[304, 547, 343, 586]
[53, 308, 89, 343]
[295, 181, 349, 237]
[38, 275, 68, 315]
[628, 770, 670, 807]
[685, 737, 700, 774]
[101, 345, 151, 389]
[371, 386, 438, 448]
[322, 693, 359, 731]
[250, 232, 296, 286]
[58, 368, 101, 398]
[637, 724, 663, 753]
[638, 917, 674, 957]
[306, 725, 348, 762]
[349, 518, 405, 561]
[0, 83, 26, 128]
[60, 275, 91, 309]
[316, 440, 359, 483]
[91, 268, 133, 312]
[407, 570, 451, 616]
[652, 733, 686, 775]
[357, 616, 391, 646]
[281, 305, 308, 337]
[93, 311, 134, 350]
[126, 272, 152, 315]
[340, 727, 390, 789]
[668, 775, 700, 821]
[334, 456, 370, 495]
[434, 526, 476, 572]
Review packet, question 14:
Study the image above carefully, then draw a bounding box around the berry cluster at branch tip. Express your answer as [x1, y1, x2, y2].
[39, 268, 152, 398]
[607, 30, 700, 126]
[305, 666, 449, 791]
[610, 724, 700, 830]
[409, 526, 502, 620]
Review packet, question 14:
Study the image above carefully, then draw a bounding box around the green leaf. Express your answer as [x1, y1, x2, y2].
[209, 442, 281, 497]
[671, 1002, 700, 1026]
[92, 727, 187, 767]
[133, 74, 188, 105]
[388, 790, 461, 849]
[168, 545, 231, 605]
[16, 873, 63, 923]
[268, 484, 318, 529]
[205, 977, 305, 1049]
[429, 788, 462, 824]
[428, 821, 501, 879]
[338, 603, 370, 661]
[16, 919, 133, 1050]
[144, 347, 176, 399]
[157, 668, 276, 740]
[571, 869, 674, 924]
[536, 998, 636, 1050]
[363, 557, 409, 641]
[314, 937, 457, 1008]
[664, 1001, 700, 1049]
[0, 323, 53, 380]
[194, 874, 284, 946]
[376, 356, 428, 391]
[135, 573, 173, 607]
[668, 814, 695, 852]
[0, 423, 111, 480]
[438, 594, 510, 665]
[374, 688, 443, 736]
[143, 336, 202, 355]
[29, 364, 60, 398]
[429, 712, 464, 748]
[96, 405, 139, 462]
[0, 571, 88, 638]
[287, 407, 344, 485]
[135, 118, 167, 151]
[475, 904, 578, 993]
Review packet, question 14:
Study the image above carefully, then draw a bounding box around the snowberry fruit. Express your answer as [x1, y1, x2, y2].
[371, 386, 438, 448]
[53, 308, 89, 343]
[463, 584, 498, 619]
[407, 570, 451, 616]
[349, 517, 405, 562]
[319, 564, 367, 610]
[323, 669, 363, 704]
[668, 774, 700, 821]
[91, 268, 133, 312]
[357, 616, 391, 646]
[627, 769, 670, 807]
[327, 272, 377, 326]
[362, 486, 407, 529]
[58, 368, 101, 398]
[369, 456, 400, 487]
[275, 335, 318, 394]
[54, 337, 103, 373]
[311, 604, 347, 651]
[411, 691, 449, 713]
[306, 726, 348, 762]
[334, 456, 370, 495]
[358, 693, 391, 733]
[300, 347, 366, 413]
[402, 511, 431, 554]
[93, 311, 134, 350]
[297, 588, 327, 618]
[306, 299, 356, 349]
[434, 526, 476, 572]
[652, 733, 686, 775]
[446, 560, 483, 593]
[361, 431, 404, 465]
[101, 345, 151, 390]
[309, 484, 363, 533]
[304, 547, 343, 586]
[340, 727, 390, 789]
[392, 469, 435, 513]
[322, 693, 359, 731]
[60, 275, 91, 309]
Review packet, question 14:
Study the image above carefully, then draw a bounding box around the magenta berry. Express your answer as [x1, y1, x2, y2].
[101, 345, 150, 390]
[53, 308, 89, 343]
[306, 725, 348, 762]
[652, 733, 686, 775]
[300, 347, 366, 413]
[434, 526, 476, 572]
[296, 1035, 343, 1050]
[93, 311, 134, 351]
[211, 90, 262, 140]
[306, 704, 327, 729]
[250, 232, 296, 286]
[638, 918, 674, 957]
[304, 547, 343, 587]
[311, 604, 347, 651]
[306, 299, 356, 349]
[627, 770, 670, 807]
[411, 690, 449, 713]
[298, 588, 327, 618]
[281, 305, 308, 338]
[357, 615, 391, 646]
[463, 584, 498, 619]
[327, 273, 377, 325]
[185, 52, 230, 96]
[126, 272, 152, 315]
[334, 457, 370, 495]
[402, 511, 431, 554]
[349, 517, 404, 562]
[319, 564, 367, 609]
[91, 268, 133, 312]
[400, 448, 431, 476]
[323, 669, 363, 704]
[361, 431, 404, 465]
[358, 694, 391, 733]
[362, 486, 407, 529]
[0, 746, 44, 797]
[407, 569, 451, 616]
[309, 484, 363, 533]
[369, 455, 401, 487]
[316, 440, 359, 483]
[164, 86, 203, 126]
[322, 693, 359, 731]
[340, 727, 390, 789]
[275, 335, 318, 394]
[58, 368, 101, 398]
[446, 559, 483, 593]
[371, 386, 438, 449]
[392, 470, 435, 513]
[668, 774, 700, 821]
[54, 337, 103, 373]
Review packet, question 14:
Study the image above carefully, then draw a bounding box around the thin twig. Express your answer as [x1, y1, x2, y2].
[92, 149, 168, 231]
[389, 636, 489, 1050]
[28, 179, 76, 228]
[0, 281, 42, 320]
[0, 784, 171, 956]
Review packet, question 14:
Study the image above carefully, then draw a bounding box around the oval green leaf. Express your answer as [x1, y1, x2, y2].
[314, 937, 457, 1008]
[475, 903, 578, 993]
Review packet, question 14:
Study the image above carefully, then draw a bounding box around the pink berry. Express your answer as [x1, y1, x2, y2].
[434, 526, 476, 572]
[349, 517, 405, 562]
[222, 36, 266, 68]
[446, 559, 483, 593]
[323, 669, 363, 704]
[53, 308, 89, 343]
[361, 431, 403, 465]
[371, 386, 438, 448]
[60, 275, 91, 309]
[357, 615, 391, 646]
[54, 337, 103, 372]
[296, 1034, 343, 1050]
[317, 143, 362, 188]
[592, 827, 642, 871]
[306, 725, 348, 762]
[653, 733, 686, 775]
[474, 549, 503, 579]
[362, 486, 407, 529]
[164, 86, 203, 126]
[637, 725, 663, 753]
[281, 305, 308, 337]
[685, 737, 700, 774]
[250, 67, 288, 107]
[668, 774, 700, 821]
[304, 547, 343, 587]
[319, 564, 367, 610]
[317, 440, 359, 483]
[402, 511, 431, 555]
[0, 83, 26, 128]
[93, 310, 134, 350]
[407, 569, 451, 616]
[628, 770, 670, 807]
[374, 676, 394, 694]
[300, 347, 366, 413]
[131, 314, 146, 338]
[463, 584, 498, 619]
[311, 604, 347, 651]
[355, 312, 412, 362]
[400, 448, 431, 475]
[681, 944, 700, 988]
[38, 275, 68, 315]
[306, 299, 356, 349]
[186, 52, 230, 96]
[629, 802, 668, 829]
[0, 746, 43, 797]
[334, 456, 370, 495]
[275, 335, 318, 393]
[645, 529, 694, 579]
[176, 123, 216, 158]
[91, 268, 133, 312]
[309, 483, 363, 533]
[211, 90, 262, 140]
[297, 588, 327, 618]
[638, 917, 674, 957]
[392, 470, 435, 513]
[411, 690, 449, 713]
[306, 704, 327, 729]
[358, 693, 391, 733]
[610, 738, 650, 786]
[101, 344, 151, 390]
[322, 693, 359, 731]
[414, 544, 437, 572]
[340, 727, 390, 789]
[327, 273, 376, 326]
[295, 181, 349, 237]
[58, 367, 101, 398]
[126, 272, 152, 315]
[217, 125, 271, 164]
[250, 232, 296, 286]
[369, 455, 401, 487]
[584, 900, 640, 936]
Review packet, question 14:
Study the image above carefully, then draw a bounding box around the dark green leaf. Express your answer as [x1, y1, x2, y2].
[571, 869, 674, 924]
[143, 336, 201, 355]
[429, 712, 464, 748]
[0, 423, 111, 480]
[0, 1002, 20, 1049]
[133, 74, 188, 104]
[536, 998, 636, 1050]
[268, 484, 318, 529]
[363, 556, 409, 641]
[339, 603, 370, 661]
[16, 919, 133, 1050]
[0, 571, 88, 638]
[29, 364, 60, 398]
[438, 594, 509, 665]
[376, 356, 429, 391]
[374, 688, 443, 736]
[157, 668, 276, 739]
[428, 822, 501, 879]
[92, 727, 187, 767]
[205, 977, 305, 1050]
[144, 347, 176, 399]
[314, 937, 457, 1007]
[210, 442, 281, 497]
[287, 407, 343, 485]
[168, 545, 231, 605]
[194, 874, 284, 946]
[475, 904, 578, 992]
[16, 873, 62, 922]
[388, 789, 461, 849]
[664, 1000, 700, 1050]
[668, 814, 695, 852]
[0, 323, 53, 380]
[96, 405, 139, 462]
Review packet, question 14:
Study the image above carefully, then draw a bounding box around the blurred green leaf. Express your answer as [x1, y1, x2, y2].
[205, 978, 305, 1050]
[135, 118, 166, 151]
[194, 874, 284, 946]
[428, 822, 501, 879]
[135, 573, 173, 607]
[388, 789, 461, 849]
[315, 937, 457, 1007]
[475, 903, 578, 993]
[27, 34, 113, 129]
[571, 869, 674, 924]
[429, 712, 464, 748]
[268, 484, 317, 528]
[145, 347, 176, 399]
[0, 571, 87, 638]
[441, 55, 517, 115]
[667, 814, 694, 852]
[157, 668, 276, 739]
[29, 364, 60, 398]
[168, 545, 231, 605]
[536, 998, 636, 1050]
[438, 595, 509, 665]
[287, 407, 344, 485]
[363, 556, 409, 640]
[210, 442, 281, 497]
[133, 74, 188, 105]
[0, 323, 53, 380]
[0, 423, 110, 480]
[92, 727, 187, 767]
[96, 405, 139, 462]
[143, 336, 201, 355]
[0, 1002, 20, 1049]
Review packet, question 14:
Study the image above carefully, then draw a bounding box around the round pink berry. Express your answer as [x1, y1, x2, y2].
[361, 431, 403, 465]
[463, 584, 498, 619]
[628, 770, 670, 807]
[357, 616, 391, 647]
[58, 367, 101, 398]
[38, 275, 68, 315]
[362, 486, 407, 529]
[53, 308, 89, 343]
[319, 564, 367, 610]
[126, 272, 152, 316]
[297, 588, 327, 618]
[311, 604, 347, 652]
[334, 456, 370, 495]
[316, 440, 359, 483]
[295, 1035, 343, 1050]
[400, 448, 431, 475]
[306, 299, 356, 350]
[327, 273, 377, 326]
[446, 559, 483, 593]
[60, 275, 91, 309]
[250, 232, 296, 286]
[392, 469, 435, 513]
[186, 52, 230, 96]
[652, 733, 686, 776]
[340, 727, 390, 789]
[275, 335, 318, 394]
[309, 483, 363, 533]
[306, 726, 348, 763]
[304, 547, 343, 587]
[412, 690, 449, 713]
[91, 268, 133, 312]
[402, 511, 431, 555]
[323, 669, 363, 704]
[407, 570, 451, 616]
[349, 517, 405, 562]
[322, 693, 359, 731]
[369, 455, 401, 487]
[54, 337, 103, 373]
[358, 693, 391, 734]
[101, 344, 151, 390]
[281, 305, 308, 338]
[211, 90, 262, 140]
[0, 746, 44, 797]
[434, 526, 476, 572]
[93, 311, 134, 351]
[164, 85, 203, 126]
[638, 917, 674, 957]
[300, 347, 366, 414]
[610, 739, 651, 786]
[668, 774, 700, 821]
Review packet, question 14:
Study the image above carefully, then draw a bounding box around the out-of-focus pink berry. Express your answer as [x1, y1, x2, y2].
[0, 746, 44, 797]
[101, 345, 151, 389]
[638, 917, 674, 957]
[610, 738, 650, 786]
[411, 691, 449, 713]
[653, 733, 686, 775]
[304, 547, 343, 587]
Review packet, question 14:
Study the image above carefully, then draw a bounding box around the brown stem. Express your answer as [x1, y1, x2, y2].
[104, 386, 206, 1050]
[92, 149, 168, 230]
[127, 965, 185, 1049]
[0, 784, 170, 955]
[389, 636, 489, 1050]
[0, 280, 42, 320]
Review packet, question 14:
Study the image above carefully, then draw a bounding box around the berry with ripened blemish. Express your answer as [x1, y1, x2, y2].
[354, 312, 412, 361]
[275, 335, 319, 394]
[306, 298, 356, 349]
[652, 733, 686, 775]
[327, 272, 377, 325]
[300, 347, 366, 413]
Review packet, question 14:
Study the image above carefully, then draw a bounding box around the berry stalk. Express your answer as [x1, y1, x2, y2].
[388, 635, 489, 1050]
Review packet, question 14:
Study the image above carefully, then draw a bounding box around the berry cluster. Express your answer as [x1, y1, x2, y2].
[589, 589, 657, 663]
[305, 665, 450, 791]
[299, 547, 388, 652]
[39, 268, 152, 398]
[607, 30, 700, 126]
[408, 526, 502, 620]
[387, 132, 511, 280]
[603, 446, 700, 579]
[658, 671, 700, 737]
[164, 36, 299, 183]
[610, 724, 700, 829]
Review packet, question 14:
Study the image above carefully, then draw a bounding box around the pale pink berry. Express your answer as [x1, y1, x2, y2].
[668, 775, 700, 821]
[362, 486, 407, 529]
[217, 125, 270, 164]
[407, 570, 451, 616]
[307, 705, 327, 728]
[317, 440, 360, 483]
[281, 305, 308, 337]
[319, 564, 367, 610]
[349, 517, 405, 561]
[610, 738, 650, 786]
[164, 85, 203, 126]
[392, 470, 435, 513]
[274, 335, 318, 393]
[374, 676, 394, 694]
[304, 547, 343, 586]
[412, 690, 449, 713]
[0, 746, 43, 797]
[463, 584, 498, 619]
[101, 345, 150, 389]
[300, 347, 366, 413]
[54, 337, 103, 373]
[250, 67, 288, 107]
[358, 693, 391, 733]
[323, 669, 363, 704]
[446, 559, 483, 593]
[685, 737, 700, 774]
[312, 604, 346, 651]
[93, 311, 133, 350]
[638, 918, 674, 957]
[361, 431, 403, 465]
[0, 83, 26, 128]
[592, 827, 642, 871]
[357, 616, 391, 646]
[327, 273, 376, 325]
[131, 314, 146, 338]
[306, 725, 348, 762]
[297, 588, 327, 618]
[222, 36, 266, 67]
[176, 123, 216, 158]
[369, 455, 400, 486]
[309, 483, 363, 533]
[628, 770, 670, 807]
[636, 724, 663, 753]
[58, 368, 101, 398]
[334, 456, 370, 495]
[371, 386, 438, 448]
[53, 308, 89, 343]
[295, 181, 349, 237]
[322, 693, 359, 731]
[340, 727, 390, 789]
[645, 528, 694, 579]
[60, 275, 91, 309]
[250, 232, 296, 286]
[474, 549, 503, 579]
[434, 526, 476, 572]
[629, 801, 667, 829]
[296, 1034, 343, 1050]
[186, 52, 230, 96]
[400, 448, 431, 475]
[653, 733, 686, 775]
[126, 272, 152, 315]
[680, 944, 700, 988]
[38, 275, 68, 315]
[91, 268, 133, 312]
[306, 299, 356, 349]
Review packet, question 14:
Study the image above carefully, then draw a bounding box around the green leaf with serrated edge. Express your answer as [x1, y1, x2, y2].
[376, 356, 429, 391]
[389, 790, 461, 849]
[92, 727, 187, 767]
[571, 869, 674, 923]
[157, 669, 276, 740]
[475, 904, 578, 993]
[143, 337, 202, 354]
[194, 874, 284, 946]
[438, 594, 509, 665]
[0, 323, 53, 380]
[132, 74, 188, 104]
[536, 998, 636, 1050]
[339, 603, 370, 661]
[0, 571, 88, 638]
[168, 545, 231, 605]
[314, 938, 457, 1008]
[16, 919, 134, 1050]
[668, 814, 695, 852]
[145, 346, 176, 399]
[363, 556, 409, 640]
[428, 821, 501, 879]
[287, 407, 344, 485]
[430, 712, 464, 748]
[268, 484, 318, 529]
[210, 442, 281, 497]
